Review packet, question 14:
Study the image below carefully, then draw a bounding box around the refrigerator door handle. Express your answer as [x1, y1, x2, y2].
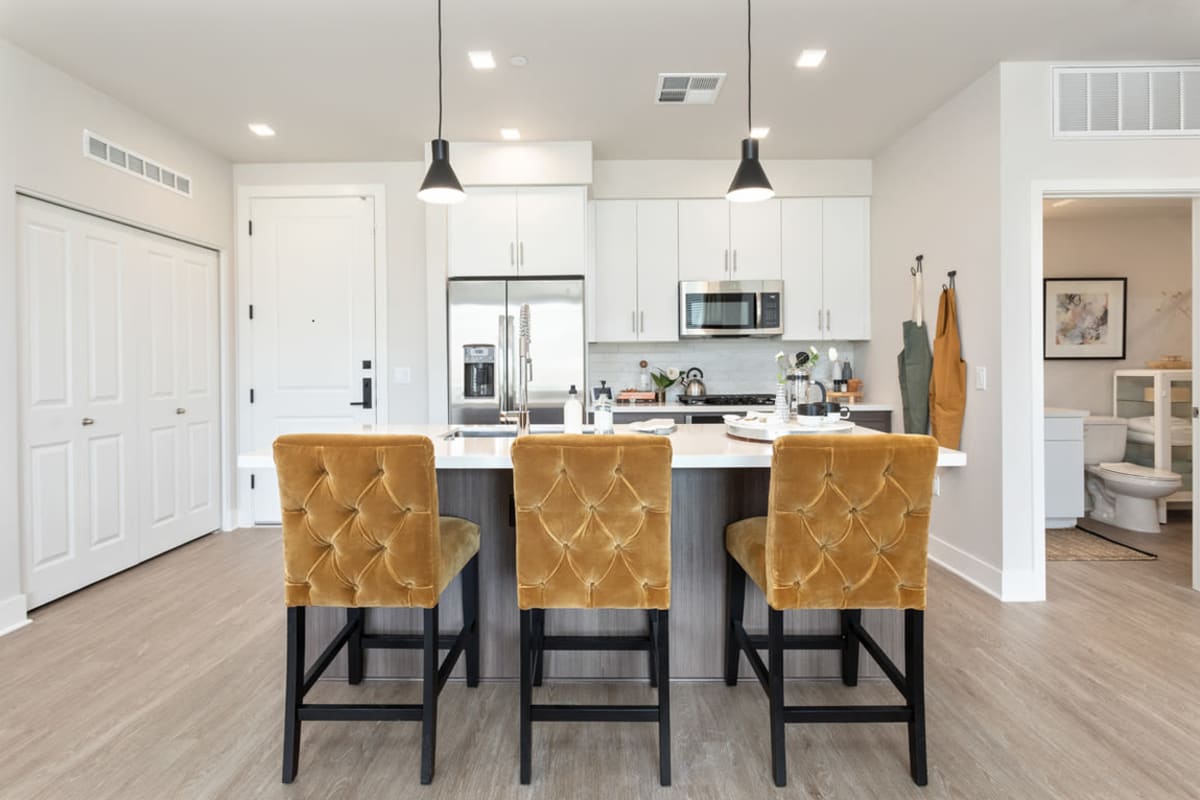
[507, 315, 518, 415]
[497, 314, 508, 416]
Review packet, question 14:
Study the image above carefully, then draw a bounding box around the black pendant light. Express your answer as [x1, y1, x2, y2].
[726, 0, 774, 203]
[418, 0, 466, 204]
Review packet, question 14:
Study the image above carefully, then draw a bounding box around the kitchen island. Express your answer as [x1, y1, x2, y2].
[239, 424, 964, 681]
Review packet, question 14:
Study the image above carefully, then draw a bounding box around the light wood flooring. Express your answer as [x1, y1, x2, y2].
[1, 518, 1198, 799]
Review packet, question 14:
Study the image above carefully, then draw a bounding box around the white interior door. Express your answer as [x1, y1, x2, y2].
[140, 241, 221, 559]
[18, 200, 141, 606]
[249, 196, 377, 524]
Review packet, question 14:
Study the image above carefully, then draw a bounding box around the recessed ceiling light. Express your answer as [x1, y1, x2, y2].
[510, 55, 529, 67]
[248, 123, 276, 137]
[750, 126, 770, 139]
[468, 50, 496, 70]
[1052, 199, 1076, 207]
[795, 49, 827, 68]
[500, 128, 521, 140]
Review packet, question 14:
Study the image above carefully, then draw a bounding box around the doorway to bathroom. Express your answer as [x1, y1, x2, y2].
[1038, 194, 1199, 592]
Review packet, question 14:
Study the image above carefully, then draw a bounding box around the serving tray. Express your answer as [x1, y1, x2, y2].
[724, 415, 855, 442]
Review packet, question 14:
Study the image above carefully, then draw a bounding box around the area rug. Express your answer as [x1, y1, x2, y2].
[1046, 527, 1157, 562]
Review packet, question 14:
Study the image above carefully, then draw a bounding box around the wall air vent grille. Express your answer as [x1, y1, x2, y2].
[1053, 66, 1200, 138]
[82, 130, 193, 197]
[655, 73, 726, 104]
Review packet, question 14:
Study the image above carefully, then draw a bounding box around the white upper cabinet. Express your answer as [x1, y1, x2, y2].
[447, 186, 586, 277]
[592, 201, 639, 342]
[729, 200, 781, 280]
[821, 197, 871, 340]
[678, 199, 731, 281]
[635, 200, 679, 341]
[678, 199, 781, 281]
[781, 198, 824, 340]
[447, 187, 518, 276]
[591, 199, 679, 343]
[515, 186, 587, 275]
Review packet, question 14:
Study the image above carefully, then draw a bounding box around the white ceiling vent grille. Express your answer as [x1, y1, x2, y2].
[82, 130, 192, 197]
[655, 73, 726, 104]
[1054, 66, 1200, 138]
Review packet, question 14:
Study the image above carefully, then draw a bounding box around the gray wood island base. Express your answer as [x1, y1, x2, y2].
[237, 423, 966, 682]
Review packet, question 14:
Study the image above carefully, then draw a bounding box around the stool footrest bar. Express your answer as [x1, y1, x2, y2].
[298, 703, 424, 722]
[783, 705, 913, 724]
[530, 704, 660, 723]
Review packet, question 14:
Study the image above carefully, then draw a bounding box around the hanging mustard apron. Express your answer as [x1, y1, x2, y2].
[930, 288, 966, 450]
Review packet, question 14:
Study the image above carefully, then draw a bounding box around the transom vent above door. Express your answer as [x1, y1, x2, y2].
[82, 130, 193, 197]
[1054, 66, 1200, 138]
[655, 73, 726, 104]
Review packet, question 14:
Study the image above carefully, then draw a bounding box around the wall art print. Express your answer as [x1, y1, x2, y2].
[1043, 277, 1127, 360]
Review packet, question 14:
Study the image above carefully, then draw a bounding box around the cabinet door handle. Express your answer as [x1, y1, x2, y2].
[733, 249, 738, 273]
[724, 249, 729, 273]
[826, 309, 832, 331]
[632, 310, 637, 333]
[175, 408, 187, 415]
[81, 417, 95, 426]
[510, 242, 515, 266]
[817, 309, 823, 332]
[640, 311, 645, 332]
[519, 242, 525, 266]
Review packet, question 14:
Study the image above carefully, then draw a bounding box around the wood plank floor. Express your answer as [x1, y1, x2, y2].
[1, 518, 1197, 799]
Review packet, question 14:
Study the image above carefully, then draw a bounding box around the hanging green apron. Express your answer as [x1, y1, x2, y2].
[898, 320, 933, 434]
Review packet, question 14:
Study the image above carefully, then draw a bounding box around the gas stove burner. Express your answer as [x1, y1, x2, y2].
[678, 393, 775, 406]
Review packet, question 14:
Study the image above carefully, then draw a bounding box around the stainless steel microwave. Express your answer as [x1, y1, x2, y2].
[678, 280, 783, 337]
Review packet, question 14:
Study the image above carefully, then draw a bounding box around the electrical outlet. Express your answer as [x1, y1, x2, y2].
[933, 475, 941, 496]
[975, 366, 987, 391]
[393, 367, 412, 384]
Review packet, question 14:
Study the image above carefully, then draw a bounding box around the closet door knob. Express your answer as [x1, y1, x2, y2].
[81, 417, 95, 426]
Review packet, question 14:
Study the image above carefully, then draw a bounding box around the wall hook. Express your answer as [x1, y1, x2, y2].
[910, 254, 924, 276]
[943, 270, 957, 291]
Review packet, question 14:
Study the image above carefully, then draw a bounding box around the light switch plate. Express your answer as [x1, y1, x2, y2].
[393, 367, 412, 384]
[975, 366, 987, 391]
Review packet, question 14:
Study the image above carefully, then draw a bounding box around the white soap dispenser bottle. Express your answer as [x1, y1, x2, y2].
[563, 385, 584, 434]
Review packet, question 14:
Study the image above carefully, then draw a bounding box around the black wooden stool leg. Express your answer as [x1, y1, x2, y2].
[420, 605, 439, 785]
[462, 555, 481, 687]
[840, 609, 862, 687]
[282, 606, 305, 784]
[768, 608, 786, 787]
[531, 608, 546, 687]
[724, 553, 747, 686]
[656, 609, 672, 786]
[520, 609, 533, 785]
[905, 609, 928, 786]
[648, 610, 659, 688]
[347, 608, 365, 685]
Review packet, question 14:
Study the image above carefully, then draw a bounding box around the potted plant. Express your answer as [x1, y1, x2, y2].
[650, 367, 681, 403]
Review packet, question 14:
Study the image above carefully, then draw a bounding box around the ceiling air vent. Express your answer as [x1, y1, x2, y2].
[82, 130, 193, 198]
[1053, 66, 1200, 138]
[655, 73, 726, 104]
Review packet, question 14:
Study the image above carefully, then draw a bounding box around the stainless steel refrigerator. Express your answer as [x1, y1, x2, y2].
[448, 277, 585, 425]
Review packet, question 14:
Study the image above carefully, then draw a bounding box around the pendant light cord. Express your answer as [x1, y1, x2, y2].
[746, 0, 752, 134]
[437, 0, 444, 140]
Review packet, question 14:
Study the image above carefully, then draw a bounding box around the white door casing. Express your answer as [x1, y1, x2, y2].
[248, 196, 377, 524]
[1193, 198, 1200, 591]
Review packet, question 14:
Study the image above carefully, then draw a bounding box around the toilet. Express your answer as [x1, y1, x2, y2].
[1083, 416, 1181, 533]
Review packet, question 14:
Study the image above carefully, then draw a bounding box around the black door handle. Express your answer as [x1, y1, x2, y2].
[350, 377, 373, 409]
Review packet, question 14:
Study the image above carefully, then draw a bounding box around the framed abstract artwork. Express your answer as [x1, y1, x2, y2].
[1043, 277, 1127, 359]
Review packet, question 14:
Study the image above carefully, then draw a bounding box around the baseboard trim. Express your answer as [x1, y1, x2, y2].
[929, 536, 1003, 599]
[0, 593, 30, 637]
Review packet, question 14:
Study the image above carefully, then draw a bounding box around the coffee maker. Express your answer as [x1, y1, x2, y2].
[462, 344, 495, 398]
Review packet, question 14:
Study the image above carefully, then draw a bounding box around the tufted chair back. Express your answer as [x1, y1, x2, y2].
[765, 434, 938, 611]
[511, 435, 672, 610]
[274, 434, 444, 608]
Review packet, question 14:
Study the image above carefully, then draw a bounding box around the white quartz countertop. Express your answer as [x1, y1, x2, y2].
[607, 402, 894, 414]
[1044, 407, 1090, 418]
[237, 423, 964, 471]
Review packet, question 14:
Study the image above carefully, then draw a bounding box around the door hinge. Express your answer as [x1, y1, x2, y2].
[248, 304, 254, 320]
[248, 220, 253, 236]
[250, 474, 256, 490]
[250, 388, 255, 404]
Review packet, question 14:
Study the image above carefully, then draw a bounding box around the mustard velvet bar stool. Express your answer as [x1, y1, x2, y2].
[724, 434, 939, 787]
[511, 434, 673, 786]
[273, 434, 481, 785]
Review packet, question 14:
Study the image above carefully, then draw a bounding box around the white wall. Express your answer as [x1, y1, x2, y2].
[593, 159, 871, 199]
[0, 38, 234, 631]
[999, 61, 1200, 600]
[862, 67, 1004, 595]
[1043, 213, 1192, 414]
[232, 162, 429, 424]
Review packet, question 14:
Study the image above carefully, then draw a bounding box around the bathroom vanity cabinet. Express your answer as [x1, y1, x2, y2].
[1045, 408, 1088, 528]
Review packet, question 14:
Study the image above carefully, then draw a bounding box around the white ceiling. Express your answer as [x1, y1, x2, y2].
[1043, 197, 1196, 219]
[1, 0, 1198, 163]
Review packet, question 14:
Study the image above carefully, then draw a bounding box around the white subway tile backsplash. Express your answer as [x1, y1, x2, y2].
[589, 340, 858, 395]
